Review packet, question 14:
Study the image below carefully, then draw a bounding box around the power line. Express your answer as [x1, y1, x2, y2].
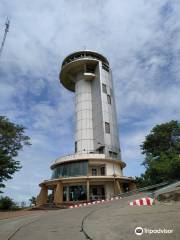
[0, 18, 10, 57]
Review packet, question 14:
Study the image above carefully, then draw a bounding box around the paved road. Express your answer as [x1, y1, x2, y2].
[0, 193, 179, 240]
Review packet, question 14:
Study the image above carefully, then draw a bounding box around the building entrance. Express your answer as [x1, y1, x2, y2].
[90, 185, 105, 200]
[63, 185, 87, 201]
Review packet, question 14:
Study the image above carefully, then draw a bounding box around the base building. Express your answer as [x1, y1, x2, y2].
[37, 50, 136, 206]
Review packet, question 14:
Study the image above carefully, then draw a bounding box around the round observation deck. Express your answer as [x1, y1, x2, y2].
[59, 50, 109, 92]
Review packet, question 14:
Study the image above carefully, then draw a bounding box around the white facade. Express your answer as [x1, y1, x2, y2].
[60, 50, 121, 160]
[75, 73, 94, 152]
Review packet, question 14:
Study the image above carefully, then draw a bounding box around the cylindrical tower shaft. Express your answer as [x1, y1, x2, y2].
[75, 73, 94, 153]
[60, 50, 121, 160]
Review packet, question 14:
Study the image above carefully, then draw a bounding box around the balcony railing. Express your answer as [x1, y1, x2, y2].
[62, 52, 109, 67]
[54, 152, 106, 164]
[54, 151, 121, 165]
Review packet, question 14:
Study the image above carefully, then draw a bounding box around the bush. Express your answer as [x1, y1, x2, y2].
[11, 205, 20, 211]
[0, 196, 16, 210]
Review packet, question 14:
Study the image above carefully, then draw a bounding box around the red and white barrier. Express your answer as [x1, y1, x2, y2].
[69, 196, 122, 209]
[129, 197, 154, 206]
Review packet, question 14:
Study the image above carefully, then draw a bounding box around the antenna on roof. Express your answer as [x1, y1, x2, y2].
[0, 18, 10, 57]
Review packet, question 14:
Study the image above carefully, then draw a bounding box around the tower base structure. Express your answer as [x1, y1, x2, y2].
[36, 153, 136, 207]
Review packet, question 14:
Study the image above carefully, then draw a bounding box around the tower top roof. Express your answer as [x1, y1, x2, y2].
[61, 50, 109, 67]
[60, 50, 110, 92]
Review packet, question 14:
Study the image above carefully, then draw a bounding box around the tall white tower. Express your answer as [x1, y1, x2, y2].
[37, 50, 136, 207]
[60, 50, 121, 160]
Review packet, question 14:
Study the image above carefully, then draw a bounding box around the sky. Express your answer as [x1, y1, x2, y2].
[0, 0, 180, 203]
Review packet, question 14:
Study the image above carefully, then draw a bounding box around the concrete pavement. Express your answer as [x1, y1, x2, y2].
[83, 198, 180, 240]
[0, 193, 179, 240]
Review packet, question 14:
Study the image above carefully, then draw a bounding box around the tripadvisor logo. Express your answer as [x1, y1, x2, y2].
[135, 226, 173, 235]
[135, 227, 143, 236]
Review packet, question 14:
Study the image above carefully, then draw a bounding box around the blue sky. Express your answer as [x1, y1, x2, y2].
[0, 0, 180, 203]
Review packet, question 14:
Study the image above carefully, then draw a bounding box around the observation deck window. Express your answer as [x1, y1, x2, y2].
[92, 168, 97, 176]
[100, 166, 105, 176]
[51, 160, 88, 179]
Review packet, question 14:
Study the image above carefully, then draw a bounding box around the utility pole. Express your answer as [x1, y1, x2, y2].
[0, 18, 10, 57]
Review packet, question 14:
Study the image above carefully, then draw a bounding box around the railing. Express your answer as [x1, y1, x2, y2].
[54, 151, 121, 163]
[62, 52, 109, 67]
[62, 54, 99, 67]
[153, 181, 180, 197]
[54, 152, 105, 163]
[113, 181, 170, 198]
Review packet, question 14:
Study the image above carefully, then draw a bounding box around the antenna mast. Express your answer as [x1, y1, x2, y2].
[0, 18, 10, 57]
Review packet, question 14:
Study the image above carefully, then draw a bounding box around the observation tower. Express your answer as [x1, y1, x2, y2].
[37, 50, 136, 206]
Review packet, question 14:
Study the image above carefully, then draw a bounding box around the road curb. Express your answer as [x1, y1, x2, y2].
[129, 197, 154, 206]
[69, 197, 122, 209]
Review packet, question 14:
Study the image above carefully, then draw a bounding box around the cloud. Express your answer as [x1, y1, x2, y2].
[0, 0, 179, 201]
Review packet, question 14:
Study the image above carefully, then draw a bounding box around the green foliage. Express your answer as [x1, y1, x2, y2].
[0, 116, 31, 192]
[0, 196, 16, 210]
[137, 120, 180, 187]
[141, 120, 180, 161]
[11, 204, 20, 211]
[29, 196, 36, 206]
[47, 193, 53, 203]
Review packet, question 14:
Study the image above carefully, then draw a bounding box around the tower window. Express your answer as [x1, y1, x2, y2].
[113, 152, 118, 158]
[107, 94, 111, 104]
[105, 122, 110, 134]
[109, 151, 118, 158]
[102, 62, 109, 72]
[98, 146, 104, 154]
[75, 141, 77, 153]
[102, 84, 107, 93]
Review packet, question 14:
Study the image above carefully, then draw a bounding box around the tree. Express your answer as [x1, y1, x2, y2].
[0, 116, 31, 192]
[21, 201, 26, 208]
[29, 196, 36, 206]
[136, 120, 180, 187]
[0, 196, 15, 210]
